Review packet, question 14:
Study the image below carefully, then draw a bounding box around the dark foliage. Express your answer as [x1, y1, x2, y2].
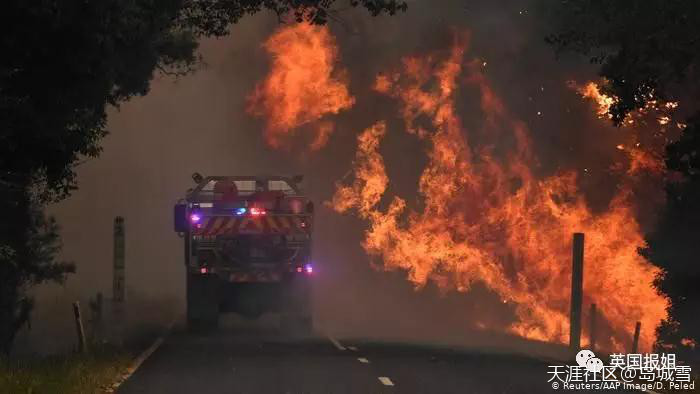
[641, 120, 700, 358]
[546, 0, 700, 125]
[0, 183, 74, 354]
[180, 0, 407, 36]
[0, 0, 196, 201]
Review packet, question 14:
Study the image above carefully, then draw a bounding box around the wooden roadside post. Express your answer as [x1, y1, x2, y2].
[632, 321, 641, 353]
[569, 233, 584, 352]
[113, 217, 126, 343]
[73, 301, 87, 353]
[113, 217, 126, 305]
[590, 303, 597, 352]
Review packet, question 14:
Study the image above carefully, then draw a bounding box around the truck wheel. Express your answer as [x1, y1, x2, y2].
[280, 278, 312, 335]
[280, 314, 312, 334]
[187, 273, 219, 331]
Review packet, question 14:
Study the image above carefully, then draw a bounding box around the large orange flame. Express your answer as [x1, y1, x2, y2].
[331, 35, 668, 352]
[248, 23, 355, 150]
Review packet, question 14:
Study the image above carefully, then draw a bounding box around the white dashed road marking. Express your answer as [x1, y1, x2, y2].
[357, 357, 370, 363]
[347, 346, 358, 351]
[327, 334, 346, 351]
[378, 377, 394, 386]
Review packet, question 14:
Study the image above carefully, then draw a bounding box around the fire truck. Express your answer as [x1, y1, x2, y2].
[174, 173, 314, 332]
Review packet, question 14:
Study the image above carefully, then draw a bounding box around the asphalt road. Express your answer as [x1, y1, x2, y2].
[115, 318, 602, 394]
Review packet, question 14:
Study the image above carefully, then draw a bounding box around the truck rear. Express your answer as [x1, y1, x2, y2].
[174, 174, 314, 332]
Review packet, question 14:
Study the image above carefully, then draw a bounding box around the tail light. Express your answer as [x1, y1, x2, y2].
[293, 264, 313, 275]
[250, 207, 266, 216]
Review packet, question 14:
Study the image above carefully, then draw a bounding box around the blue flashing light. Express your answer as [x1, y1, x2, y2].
[235, 207, 247, 215]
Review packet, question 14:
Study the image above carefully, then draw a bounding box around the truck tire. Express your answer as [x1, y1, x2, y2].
[187, 273, 219, 331]
[280, 277, 312, 335]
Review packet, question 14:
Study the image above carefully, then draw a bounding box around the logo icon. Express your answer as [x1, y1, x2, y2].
[576, 349, 604, 373]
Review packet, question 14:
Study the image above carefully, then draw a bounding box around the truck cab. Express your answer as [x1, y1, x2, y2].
[174, 174, 314, 332]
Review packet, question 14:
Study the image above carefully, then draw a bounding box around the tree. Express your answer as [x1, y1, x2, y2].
[546, 0, 700, 356]
[0, 184, 75, 354]
[641, 119, 700, 358]
[0, 0, 406, 353]
[546, 0, 700, 125]
[1, 0, 407, 201]
[179, 0, 408, 37]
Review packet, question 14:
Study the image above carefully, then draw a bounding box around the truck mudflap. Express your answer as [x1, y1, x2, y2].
[191, 215, 311, 236]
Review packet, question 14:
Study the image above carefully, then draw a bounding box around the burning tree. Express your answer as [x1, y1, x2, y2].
[547, 0, 700, 356]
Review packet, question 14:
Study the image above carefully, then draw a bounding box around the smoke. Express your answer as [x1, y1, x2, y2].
[23, 0, 670, 355]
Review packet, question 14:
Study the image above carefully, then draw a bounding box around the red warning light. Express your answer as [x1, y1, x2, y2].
[250, 207, 266, 216]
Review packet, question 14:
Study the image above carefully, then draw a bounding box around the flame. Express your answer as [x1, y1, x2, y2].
[574, 81, 679, 128]
[614, 145, 665, 175]
[573, 81, 674, 176]
[626, 148, 665, 176]
[248, 23, 355, 150]
[331, 35, 668, 351]
[681, 338, 697, 349]
[575, 82, 616, 119]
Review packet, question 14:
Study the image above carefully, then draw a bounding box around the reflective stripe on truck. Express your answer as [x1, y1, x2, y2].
[191, 215, 311, 236]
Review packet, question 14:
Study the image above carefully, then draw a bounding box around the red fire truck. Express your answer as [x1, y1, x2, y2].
[174, 174, 314, 332]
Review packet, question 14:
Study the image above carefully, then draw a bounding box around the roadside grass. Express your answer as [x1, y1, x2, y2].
[0, 344, 132, 394]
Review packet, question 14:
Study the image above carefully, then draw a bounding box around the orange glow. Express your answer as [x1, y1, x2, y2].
[681, 338, 697, 349]
[248, 23, 355, 150]
[574, 81, 679, 128]
[626, 148, 665, 176]
[331, 36, 667, 351]
[575, 81, 616, 119]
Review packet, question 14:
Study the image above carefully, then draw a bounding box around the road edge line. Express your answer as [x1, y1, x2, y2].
[326, 334, 346, 351]
[107, 320, 174, 392]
